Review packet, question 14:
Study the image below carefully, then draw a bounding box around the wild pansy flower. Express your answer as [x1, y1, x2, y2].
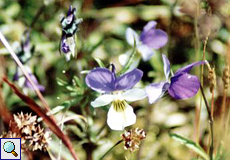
[146, 54, 205, 104]
[60, 5, 83, 61]
[85, 65, 146, 130]
[126, 21, 168, 61]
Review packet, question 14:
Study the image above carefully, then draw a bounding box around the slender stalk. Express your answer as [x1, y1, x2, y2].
[194, 0, 202, 144]
[200, 86, 214, 160]
[211, 90, 215, 119]
[220, 89, 227, 128]
[0, 31, 51, 113]
[96, 122, 107, 140]
[225, 103, 230, 136]
[165, 0, 178, 56]
[30, 4, 45, 28]
[117, 41, 137, 75]
[99, 140, 123, 160]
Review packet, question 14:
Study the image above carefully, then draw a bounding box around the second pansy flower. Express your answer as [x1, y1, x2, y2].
[85, 65, 146, 130]
[126, 21, 168, 61]
[146, 54, 205, 104]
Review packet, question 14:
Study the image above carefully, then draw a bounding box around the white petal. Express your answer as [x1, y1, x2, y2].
[145, 82, 169, 104]
[119, 53, 129, 66]
[91, 94, 114, 108]
[119, 50, 141, 72]
[18, 76, 26, 88]
[162, 54, 171, 80]
[137, 44, 155, 61]
[126, 28, 139, 46]
[65, 52, 71, 61]
[107, 103, 136, 130]
[122, 88, 147, 102]
[67, 37, 75, 57]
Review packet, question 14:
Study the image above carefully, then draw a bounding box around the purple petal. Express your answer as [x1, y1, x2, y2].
[115, 69, 143, 91]
[61, 36, 70, 53]
[175, 61, 206, 75]
[13, 70, 19, 81]
[168, 73, 200, 99]
[140, 21, 168, 49]
[137, 44, 155, 61]
[85, 68, 115, 93]
[67, 6, 76, 24]
[23, 31, 31, 53]
[25, 74, 45, 92]
[143, 21, 157, 32]
[146, 81, 170, 104]
[162, 54, 170, 80]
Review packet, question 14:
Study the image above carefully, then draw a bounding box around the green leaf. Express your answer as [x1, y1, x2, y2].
[80, 70, 90, 74]
[169, 133, 209, 160]
[57, 77, 68, 86]
[66, 86, 78, 92]
[94, 58, 105, 67]
[73, 76, 83, 88]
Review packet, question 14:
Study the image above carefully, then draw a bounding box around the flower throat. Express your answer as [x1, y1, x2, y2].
[112, 100, 126, 112]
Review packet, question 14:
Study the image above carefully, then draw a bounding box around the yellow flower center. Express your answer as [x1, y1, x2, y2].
[112, 100, 126, 112]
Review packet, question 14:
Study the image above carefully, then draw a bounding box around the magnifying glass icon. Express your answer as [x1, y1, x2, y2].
[3, 141, 18, 157]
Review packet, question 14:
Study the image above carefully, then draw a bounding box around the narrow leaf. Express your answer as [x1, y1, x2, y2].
[73, 76, 83, 88]
[94, 58, 105, 68]
[169, 132, 209, 160]
[57, 77, 68, 86]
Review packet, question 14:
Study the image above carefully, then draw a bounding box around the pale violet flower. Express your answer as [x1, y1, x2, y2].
[13, 31, 44, 92]
[85, 65, 146, 130]
[14, 66, 45, 92]
[126, 21, 168, 61]
[146, 54, 205, 104]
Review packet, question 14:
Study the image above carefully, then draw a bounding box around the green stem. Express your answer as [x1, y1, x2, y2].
[200, 86, 214, 160]
[194, 0, 202, 145]
[117, 42, 137, 76]
[30, 4, 45, 28]
[99, 140, 123, 160]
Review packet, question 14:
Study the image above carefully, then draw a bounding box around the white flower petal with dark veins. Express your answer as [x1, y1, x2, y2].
[107, 102, 136, 130]
[91, 94, 114, 108]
